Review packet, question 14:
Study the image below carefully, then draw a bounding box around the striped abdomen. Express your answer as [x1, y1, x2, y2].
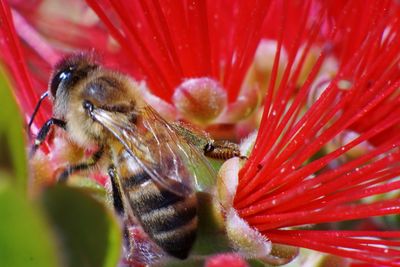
[118, 156, 198, 259]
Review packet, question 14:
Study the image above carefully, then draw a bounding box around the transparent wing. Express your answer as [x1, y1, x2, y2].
[90, 106, 217, 196]
[140, 106, 217, 192]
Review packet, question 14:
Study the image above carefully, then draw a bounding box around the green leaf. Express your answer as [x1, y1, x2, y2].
[41, 185, 121, 267]
[67, 175, 108, 203]
[0, 182, 60, 267]
[0, 68, 28, 193]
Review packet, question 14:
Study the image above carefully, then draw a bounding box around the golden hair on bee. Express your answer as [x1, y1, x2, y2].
[49, 53, 145, 147]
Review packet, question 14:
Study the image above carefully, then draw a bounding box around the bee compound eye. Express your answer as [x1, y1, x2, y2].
[83, 100, 94, 113]
[50, 67, 73, 97]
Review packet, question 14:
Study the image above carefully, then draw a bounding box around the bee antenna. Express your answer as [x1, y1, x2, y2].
[28, 91, 49, 133]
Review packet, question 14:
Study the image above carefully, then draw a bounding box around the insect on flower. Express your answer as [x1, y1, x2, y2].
[4, 0, 400, 266]
[29, 53, 244, 262]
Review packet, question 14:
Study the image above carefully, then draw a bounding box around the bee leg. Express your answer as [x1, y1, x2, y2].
[30, 118, 66, 157]
[107, 165, 124, 216]
[57, 148, 104, 182]
[203, 140, 247, 160]
[108, 166, 133, 255]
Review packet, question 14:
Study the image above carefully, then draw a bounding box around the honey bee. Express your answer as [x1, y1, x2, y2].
[30, 53, 242, 261]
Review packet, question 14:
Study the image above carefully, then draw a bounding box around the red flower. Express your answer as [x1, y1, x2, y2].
[205, 253, 249, 267]
[1, 0, 400, 266]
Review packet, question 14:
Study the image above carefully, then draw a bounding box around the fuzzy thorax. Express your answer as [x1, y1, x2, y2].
[52, 65, 143, 147]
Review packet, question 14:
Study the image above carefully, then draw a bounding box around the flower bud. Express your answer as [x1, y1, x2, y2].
[254, 39, 288, 77]
[226, 208, 272, 259]
[217, 86, 260, 123]
[329, 130, 374, 162]
[243, 39, 288, 96]
[217, 157, 272, 260]
[306, 56, 338, 107]
[307, 75, 331, 107]
[216, 157, 240, 210]
[259, 244, 299, 266]
[173, 78, 227, 125]
[294, 46, 320, 87]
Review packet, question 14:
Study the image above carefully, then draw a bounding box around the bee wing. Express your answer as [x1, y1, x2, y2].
[90, 106, 216, 196]
[140, 105, 217, 192]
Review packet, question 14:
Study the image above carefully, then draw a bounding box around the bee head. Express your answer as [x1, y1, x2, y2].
[50, 53, 99, 99]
